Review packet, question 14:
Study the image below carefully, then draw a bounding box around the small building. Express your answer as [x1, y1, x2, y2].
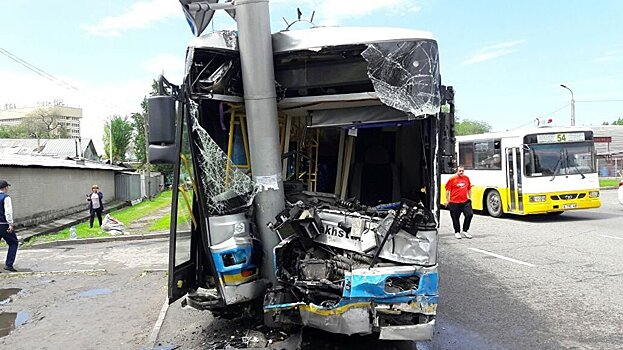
[0, 154, 125, 227]
[0, 138, 99, 161]
[589, 125, 623, 177]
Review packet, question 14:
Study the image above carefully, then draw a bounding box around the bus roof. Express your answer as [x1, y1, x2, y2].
[456, 126, 595, 142]
[188, 27, 436, 52]
[272, 26, 435, 53]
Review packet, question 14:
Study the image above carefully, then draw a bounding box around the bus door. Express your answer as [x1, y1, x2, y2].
[505, 147, 523, 213]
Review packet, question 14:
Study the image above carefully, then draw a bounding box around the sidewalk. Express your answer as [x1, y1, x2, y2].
[19, 200, 129, 242]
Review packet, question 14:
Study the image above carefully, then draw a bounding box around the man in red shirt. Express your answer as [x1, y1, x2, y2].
[444, 166, 474, 239]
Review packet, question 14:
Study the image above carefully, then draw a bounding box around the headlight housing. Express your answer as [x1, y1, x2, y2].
[529, 195, 547, 202]
[588, 191, 600, 198]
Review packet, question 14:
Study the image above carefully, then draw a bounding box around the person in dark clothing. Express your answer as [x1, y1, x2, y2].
[0, 179, 18, 272]
[444, 166, 474, 239]
[87, 184, 104, 228]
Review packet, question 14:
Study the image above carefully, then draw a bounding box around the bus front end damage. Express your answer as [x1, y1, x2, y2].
[264, 196, 438, 341]
[160, 25, 449, 343]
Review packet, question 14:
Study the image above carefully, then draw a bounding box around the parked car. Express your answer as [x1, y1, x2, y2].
[619, 176, 623, 205]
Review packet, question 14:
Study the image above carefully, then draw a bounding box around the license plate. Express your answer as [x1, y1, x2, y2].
[563, 203, 578, 209]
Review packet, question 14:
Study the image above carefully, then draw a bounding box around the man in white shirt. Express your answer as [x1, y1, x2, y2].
[0, 179, 18, 272]
[87, 184, 104, 228]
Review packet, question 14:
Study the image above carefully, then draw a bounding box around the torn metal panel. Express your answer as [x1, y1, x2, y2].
[221, 279, 267, 305]
[362, 40, 441, 117]
[190, 101, 258, 215]
[185, 32, 242, 97]
[314, 206, 437, 265]
[379, 319, 435, 341]
[188, 30, 239, 51]
[344, 266, 438, 299]
[299, 303, 372, 335]
[375, 296, 438, 315]
[376, 229, 438, 265]
[208, 211, 251, 246]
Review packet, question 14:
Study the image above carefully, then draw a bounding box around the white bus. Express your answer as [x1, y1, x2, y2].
[441, 126, 601, 217]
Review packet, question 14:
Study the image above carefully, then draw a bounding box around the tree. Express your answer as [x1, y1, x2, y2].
[103, 115, 133, 162]
[602, 118, 623, 125]
[22, 107, 66, 139]
[0, 125, 27, 138]
[455, 118, 492, 136]
[611, 117, 623, 126]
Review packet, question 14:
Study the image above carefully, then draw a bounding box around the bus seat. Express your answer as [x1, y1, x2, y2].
[350, 145, 400, 205]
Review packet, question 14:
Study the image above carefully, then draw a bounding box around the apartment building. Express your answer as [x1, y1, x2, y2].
[0, 105, 82, 138]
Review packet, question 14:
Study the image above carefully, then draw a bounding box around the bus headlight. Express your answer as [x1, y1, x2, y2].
[588, 191, 600, 198]
[529, 195, 547, 202]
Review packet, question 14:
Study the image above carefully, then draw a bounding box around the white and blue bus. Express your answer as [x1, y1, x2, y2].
[148, 13, 456, 341]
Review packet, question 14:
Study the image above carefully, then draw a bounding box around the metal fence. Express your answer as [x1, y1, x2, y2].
[115, 171, 164, 202]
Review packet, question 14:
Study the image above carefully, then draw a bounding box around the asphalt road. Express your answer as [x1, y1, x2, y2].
[2, 190, 621, 349]
[419, 189, 623, 350]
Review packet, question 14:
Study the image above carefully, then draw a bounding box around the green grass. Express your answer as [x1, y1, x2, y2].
[26, 191, 173, 246]
[149, 206, 191, 232]
[600, 179, 621, 188]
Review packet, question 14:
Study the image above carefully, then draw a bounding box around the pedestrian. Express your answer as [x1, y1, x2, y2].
[0, 180, 18, 272]
[87, 184, 104, 228]
[444, 166, 474, 239]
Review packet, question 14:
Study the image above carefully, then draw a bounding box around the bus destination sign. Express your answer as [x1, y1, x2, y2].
[536, 132, 585, 143]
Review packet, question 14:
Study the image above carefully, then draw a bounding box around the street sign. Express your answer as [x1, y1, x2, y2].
[594, 136, 612, 143]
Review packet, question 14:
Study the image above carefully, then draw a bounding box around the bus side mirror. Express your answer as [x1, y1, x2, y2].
[148, 95, 177, 164]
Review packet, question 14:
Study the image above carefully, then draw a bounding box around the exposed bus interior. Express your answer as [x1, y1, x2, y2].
[187, 96, 440, 336]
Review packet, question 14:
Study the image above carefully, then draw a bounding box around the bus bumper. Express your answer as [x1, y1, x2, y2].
[522, 190, 601, 214]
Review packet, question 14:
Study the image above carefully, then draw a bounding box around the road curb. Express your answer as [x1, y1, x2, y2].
[27, 232, 169, 249]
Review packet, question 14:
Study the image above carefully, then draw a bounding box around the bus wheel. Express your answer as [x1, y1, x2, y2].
[486, 190, 503, 218]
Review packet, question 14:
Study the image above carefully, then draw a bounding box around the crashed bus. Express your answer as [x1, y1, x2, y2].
[148, 20, 455, 342]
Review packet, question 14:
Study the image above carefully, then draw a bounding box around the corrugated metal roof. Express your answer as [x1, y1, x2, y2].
[0, 154, 125, 171]
[0, 138, 95, 158]
[589, 125, 623, 156]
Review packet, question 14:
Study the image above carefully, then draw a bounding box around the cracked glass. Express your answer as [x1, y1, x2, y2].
[189, 101, 258, 215]
[362, 40, 441, 117]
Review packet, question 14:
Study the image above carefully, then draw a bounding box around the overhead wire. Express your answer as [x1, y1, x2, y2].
[576, 99, 623, 103]
[0, 47, 123, 111]
[0, 47, 81, 93]
[506, 103, 570, 131]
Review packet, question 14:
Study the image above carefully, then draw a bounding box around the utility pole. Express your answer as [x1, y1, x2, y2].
[236, 0, 285, 283]
[560, 84, 575, 126]
[182, 0, 285, 283]
[144, 113, 152, 199]
[109, 119, 113, 163]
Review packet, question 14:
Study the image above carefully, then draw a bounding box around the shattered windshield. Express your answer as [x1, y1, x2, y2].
[189, 101, 258, 214]
[361, 39, 441, 117]
[524, 142, 595, 177]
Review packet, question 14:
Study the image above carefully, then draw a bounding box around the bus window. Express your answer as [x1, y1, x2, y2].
[474, 139, 501, 170]
[524, 143, 596, 177]
[459, 142, 474, 168]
